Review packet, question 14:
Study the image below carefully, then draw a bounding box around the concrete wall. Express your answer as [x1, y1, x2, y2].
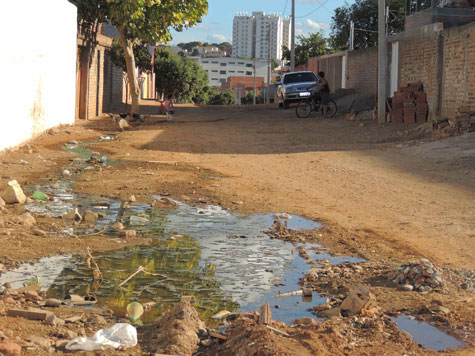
[0, 0, 77, 151]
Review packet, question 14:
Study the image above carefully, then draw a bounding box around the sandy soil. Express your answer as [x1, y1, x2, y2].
[0, 103, 474, 355]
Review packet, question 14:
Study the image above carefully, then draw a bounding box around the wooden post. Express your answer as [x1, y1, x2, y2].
[378, 0, 388, 124]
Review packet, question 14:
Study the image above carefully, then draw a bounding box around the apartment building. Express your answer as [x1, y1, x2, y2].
[232, 12, 291, 60]
[194, 57, 268, 87]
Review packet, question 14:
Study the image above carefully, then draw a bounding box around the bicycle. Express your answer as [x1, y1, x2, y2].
[295, 94, 337, 119]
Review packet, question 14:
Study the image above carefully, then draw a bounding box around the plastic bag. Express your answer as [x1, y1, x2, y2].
[65, 323, 137, 351]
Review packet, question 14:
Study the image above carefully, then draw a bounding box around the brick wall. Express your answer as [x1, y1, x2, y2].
[398, 28, 439, 116]
[441, 22, 475, 118]
[77, 33, 124, 119]
[346, 47, 379, 97]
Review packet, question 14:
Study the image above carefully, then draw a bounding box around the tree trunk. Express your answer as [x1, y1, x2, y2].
[118, 26, 140, 115]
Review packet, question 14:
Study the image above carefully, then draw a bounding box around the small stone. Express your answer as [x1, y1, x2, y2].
[44, 298, 62, 307]
[27, 335, 52, 348]
[55, 340, 68, 349]
[63, 330, 77, 339]
[82, 210, 98, 224]
[62, 169, 71, 175]
[112, 222, 125, 230]
[398, 284, 414, 292]
[1, 180, 27, 204]
[51, 183, 60, 189]
[0, 341, 22, 355]
[128, 195, 136, 202]
[0, 197, 5, 208]
[118, 230, 136, 238]
[32, 229, 47, 237]
[24, 290, 40, 301]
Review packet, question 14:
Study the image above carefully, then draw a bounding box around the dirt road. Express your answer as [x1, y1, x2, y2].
[83, 104, 475, 270]
[1, 103, 474, 355]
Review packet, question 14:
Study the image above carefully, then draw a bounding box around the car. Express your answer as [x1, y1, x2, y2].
[276, 71, 318, 109]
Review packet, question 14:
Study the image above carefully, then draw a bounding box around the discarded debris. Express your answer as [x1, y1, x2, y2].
[7, 308, 54, 321]
[65, 323, 137, 351]
[275, 290, 302, 298]
[127, 302, 144, 322]
[259, 302, 272, 325]
[388, 258, 443, 292]
[266, 325, 289, 337]
[119, 265, 165, 287]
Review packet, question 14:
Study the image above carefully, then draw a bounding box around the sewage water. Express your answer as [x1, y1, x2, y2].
[1, 141, 362, 325]
[393, 316, 464, 351]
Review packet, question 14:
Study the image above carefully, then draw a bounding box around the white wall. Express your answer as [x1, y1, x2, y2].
[0, 0, 77, 151]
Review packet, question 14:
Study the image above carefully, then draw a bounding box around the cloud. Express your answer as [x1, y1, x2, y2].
[208, 33, 228, 42]
[296, 19, 330, 36]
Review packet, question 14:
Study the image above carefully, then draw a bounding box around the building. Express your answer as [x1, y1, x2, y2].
[0, 0, 77, 151]
[194, 57, 269, 87]
[232, 12, 291, 60]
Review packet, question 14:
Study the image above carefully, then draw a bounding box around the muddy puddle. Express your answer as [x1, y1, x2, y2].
[393, 316, 464, 351]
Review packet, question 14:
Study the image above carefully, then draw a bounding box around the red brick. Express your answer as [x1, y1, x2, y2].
[405, 112, 416, 123]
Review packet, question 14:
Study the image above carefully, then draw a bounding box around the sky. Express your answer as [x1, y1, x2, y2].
[170, 0, 350, 45]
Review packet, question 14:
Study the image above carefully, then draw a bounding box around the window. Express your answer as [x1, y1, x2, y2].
[212, 70, 218, 73]
[229, 62, 235, 64]
[211, 61, 218, 64]
[219, 79, 226, 83]
[238, 62, 245, 65]
[229, 70, 235, 73]
[246, 71, 252, 75]
[220, 62, 227, 66]
[238, 70, 244, 73]
[211, 78, 218, 81]
[246, 63, 252, 67]
[220, 70, 226, 75]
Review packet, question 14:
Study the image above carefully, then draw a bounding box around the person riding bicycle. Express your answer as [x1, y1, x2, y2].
[306, 71, 330, 116]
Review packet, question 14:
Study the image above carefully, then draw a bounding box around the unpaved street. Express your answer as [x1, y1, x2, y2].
[1, 104, 475, 355]
[89, 104, 475, 269]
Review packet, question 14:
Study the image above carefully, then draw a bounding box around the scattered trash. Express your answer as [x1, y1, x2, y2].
[62, 169, 71, 175]
[7, 308, 54, 321]
[24, 276, 41, 287]
[126, 302, 144, 323]
[211, 310, 231, 320]
[65, 323, 137, 351]
[100, 136, 113, 140]
[32, 191, 48, 201]
[129, 216, 149, 226]
[259, 302, 272, 325]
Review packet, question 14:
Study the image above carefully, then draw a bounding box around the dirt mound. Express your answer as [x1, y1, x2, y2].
[141, 301, 206, 356]
[202, 317, 344, 356]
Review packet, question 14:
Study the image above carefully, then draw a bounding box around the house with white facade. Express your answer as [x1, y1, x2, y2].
[193, 57, 268, 87]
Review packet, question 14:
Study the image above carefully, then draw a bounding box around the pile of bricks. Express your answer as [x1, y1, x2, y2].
[390, 83, 428, 124]
[388, 258, 444, 293]
[432, 106, 475, 136]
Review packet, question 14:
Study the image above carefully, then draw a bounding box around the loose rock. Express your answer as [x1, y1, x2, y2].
[0, 341, 22, 355]
[1, 180, 27, 204]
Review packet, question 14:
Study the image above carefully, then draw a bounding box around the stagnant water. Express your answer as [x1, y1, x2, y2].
[0, 141, 464, 350]
[393, 316, 464, 351]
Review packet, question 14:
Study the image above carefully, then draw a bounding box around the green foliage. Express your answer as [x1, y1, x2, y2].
[177, 41, 203, 52]
[329, 0, 405, 51]
[282, 33, 327, 67]
[240, 90, 263, 105]
[71, 0, 208, 44]
[110, 38, 151, 72]
[154, 49, 209, 103]
[208, 89, 235, 105]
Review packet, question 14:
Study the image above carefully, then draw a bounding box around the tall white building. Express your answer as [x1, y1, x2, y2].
[232, 12, 291, 60]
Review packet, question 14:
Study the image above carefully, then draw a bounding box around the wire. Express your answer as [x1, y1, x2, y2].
[296, 0, 330, 19]
[354, 27, 379, 33]
[283, 0, 289, 17]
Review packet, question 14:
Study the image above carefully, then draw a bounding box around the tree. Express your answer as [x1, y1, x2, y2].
[110, 38, 151, 72]
[208, 90, 235, 105]
[154, 49, 209, 103]
[177, 41, 203, 52]
[282, 33, 327, 67]
[71, 0, 208, 114]
[329, 0, 405, 51]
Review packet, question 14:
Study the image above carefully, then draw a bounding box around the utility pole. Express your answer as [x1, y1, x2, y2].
[349, 21, 354, 50]
[378, 0, 387, 124]
[253, 58, 257, 105]
[291, 0, 295, 71]
[267, 25, 271, 104]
